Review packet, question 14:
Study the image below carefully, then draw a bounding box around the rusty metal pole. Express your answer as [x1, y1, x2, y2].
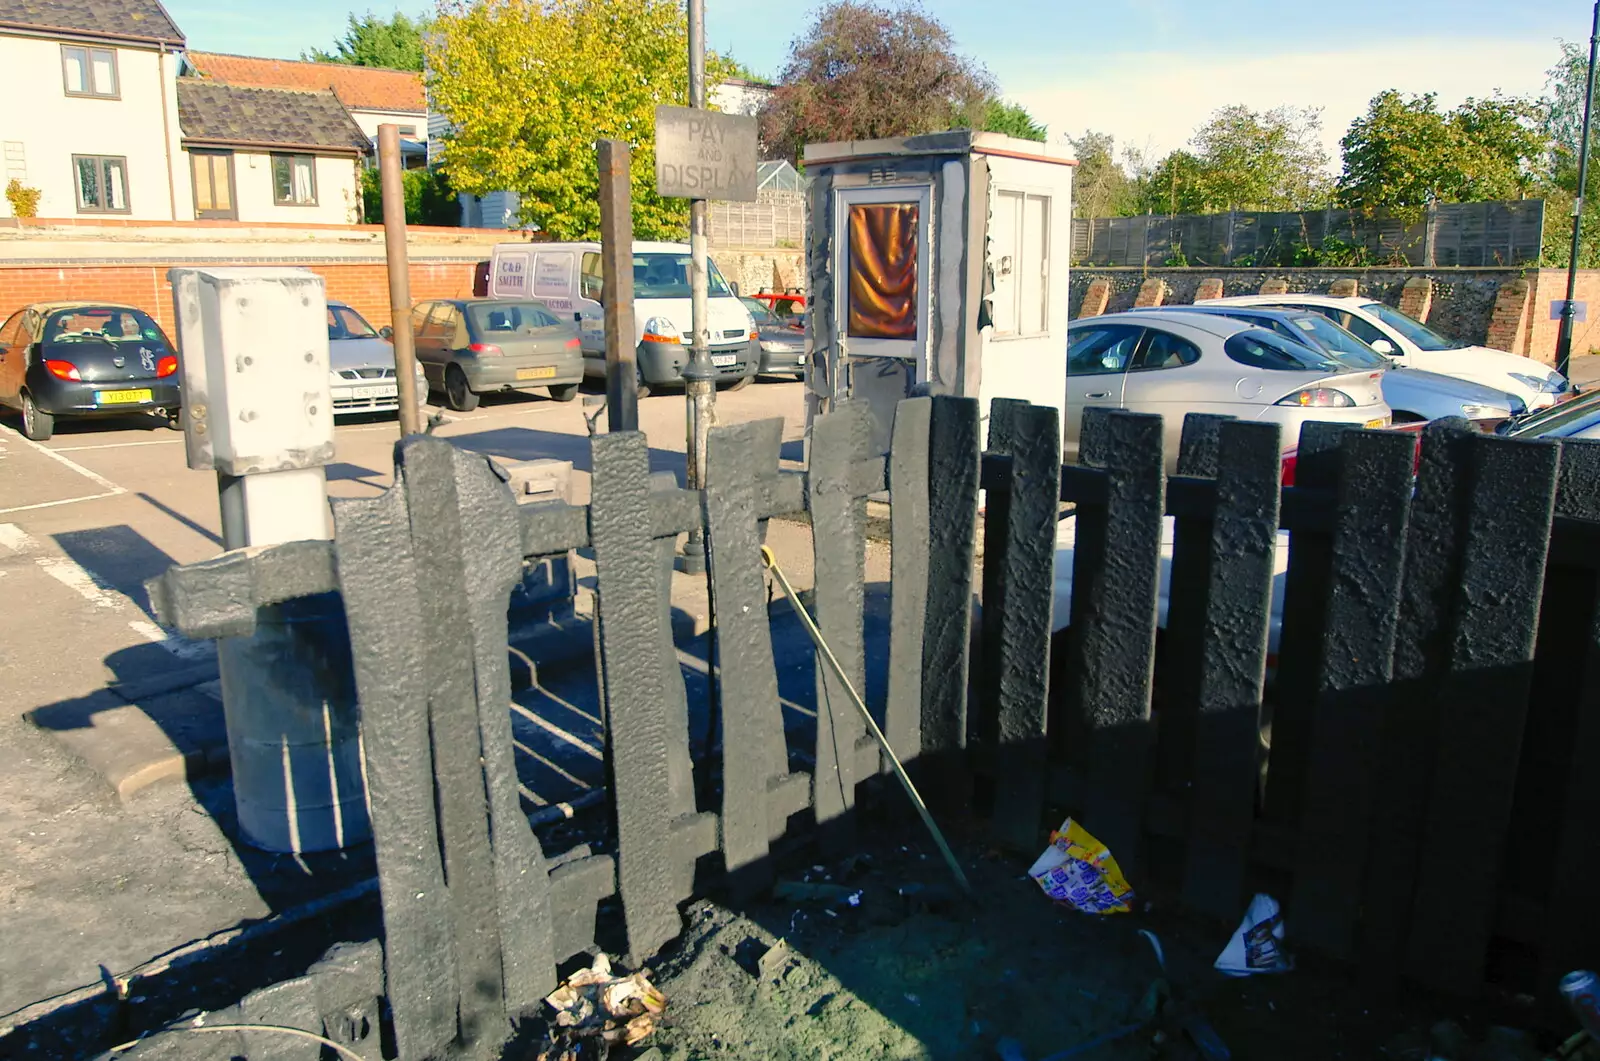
[379, 124, 423, 436]
[679, 0, 716, 575]
[598, 139, 639, 432]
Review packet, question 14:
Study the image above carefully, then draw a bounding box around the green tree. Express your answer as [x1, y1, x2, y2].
[968, 99, 1046, 142]
[1337, 90, 1545, 209]
[759, 1, 993, 162]
[306, 11, 428, 70]
[428, 0, 734, 240]
[1128, 105, 1330, 215]
[360, 167, 458, 225]
[1067, 131, 1135, 218]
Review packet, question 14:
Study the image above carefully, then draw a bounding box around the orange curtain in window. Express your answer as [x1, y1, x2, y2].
[847, 203, 919, 340]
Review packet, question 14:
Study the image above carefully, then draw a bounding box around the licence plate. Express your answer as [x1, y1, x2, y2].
[711, 354, 737, 367]
[96, 388, 152, 405]
[1365, 417, 1389, 429]
[517, 366, 558, 380]
[352, 384, 397, 400]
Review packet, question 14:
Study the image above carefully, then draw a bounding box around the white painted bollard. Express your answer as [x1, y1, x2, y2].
[170, 267, 370, 853]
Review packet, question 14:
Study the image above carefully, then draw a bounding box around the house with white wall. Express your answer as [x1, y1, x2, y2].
[175, 80, 369, 224]
[0, 0, 188, 220]
[184, 53, 427, 168]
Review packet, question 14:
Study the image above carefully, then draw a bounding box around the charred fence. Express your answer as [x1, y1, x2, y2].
[28, 394, 1600, 1058]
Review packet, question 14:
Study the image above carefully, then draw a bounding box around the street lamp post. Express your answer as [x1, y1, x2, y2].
[679, 0, 716, 575]
[1557, 0, 1600, 382]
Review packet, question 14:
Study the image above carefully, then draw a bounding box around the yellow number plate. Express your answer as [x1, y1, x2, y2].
[96, 389, 153, 405]
[516, 366, 558, 380]
[1365, 417, 1390, 429]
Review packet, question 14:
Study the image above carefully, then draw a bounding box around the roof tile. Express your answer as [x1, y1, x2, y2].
[176, 80, 370, 154]
[0, 0, 183, 44]
[186, 51, 424, 114]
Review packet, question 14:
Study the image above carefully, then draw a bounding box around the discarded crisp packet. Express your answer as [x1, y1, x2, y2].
[1215, 893, 1293, 976]
[1027, 818, 1135, 914]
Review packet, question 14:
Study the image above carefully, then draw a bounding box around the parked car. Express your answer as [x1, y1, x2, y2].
[747, 291, 806, 328]
[741, 296, 806, 378]
[1065, 311, 1392, 470]
[485, 240, 760, 394]
[1140, 304, 1524, 428]
[1497, 386, 1600, 440]
[327, 301, 427, 418]
[1213, 294, 1573, 410]
[0, 301, 180, 441]
[408, 298, 583, 412]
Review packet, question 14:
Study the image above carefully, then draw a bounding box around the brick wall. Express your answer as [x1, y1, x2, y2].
[0, 260, 480, 335]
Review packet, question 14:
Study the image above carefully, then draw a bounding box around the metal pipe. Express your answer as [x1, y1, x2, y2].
[1557, 0, 1600, 383]
[680, 0, 716, 575]
[761, 545, 974, 897]
[379, 124, 424, 437]
[598, 139, 639, 433]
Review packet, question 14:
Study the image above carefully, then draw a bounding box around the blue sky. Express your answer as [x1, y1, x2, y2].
[162, 0, 1584, 164]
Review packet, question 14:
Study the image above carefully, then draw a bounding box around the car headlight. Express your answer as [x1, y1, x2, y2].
[642, 316, 685, 344]
[760, 339, 801, 353]
[1459, 403, 1502, 419]
[1510, 372, 1565, 394]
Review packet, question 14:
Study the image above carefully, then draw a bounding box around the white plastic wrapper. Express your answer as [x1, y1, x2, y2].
[1215, 893, 1293, 976]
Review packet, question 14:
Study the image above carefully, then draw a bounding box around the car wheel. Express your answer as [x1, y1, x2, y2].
[20, 391, 53, 441]
[548, 382, 580, 403]
[1392, 411, 1426, 424]
[720, 375, 752, 393]
[635, 362, 651, 400]
[445, 365, 480, 412]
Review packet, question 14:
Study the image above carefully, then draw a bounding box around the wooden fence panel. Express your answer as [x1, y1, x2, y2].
[1290, 430, 1415, 958]
[985, 400, 1062, 851]
[1070, 408, 1166, 878]
[1179, 419, 1282, 921]
[1406, 434, 1559, 995]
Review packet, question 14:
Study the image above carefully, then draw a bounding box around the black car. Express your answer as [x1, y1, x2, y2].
[0, 302, 180, 440]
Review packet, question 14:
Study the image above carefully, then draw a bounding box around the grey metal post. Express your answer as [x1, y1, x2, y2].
[680, 0, 715, 574]
[379, 124, 424, 437]
[1557, 0, 1600, 383]
[598, 139, 639, 432]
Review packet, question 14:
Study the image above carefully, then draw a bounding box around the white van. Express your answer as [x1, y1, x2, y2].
[487, 240, 759, 391]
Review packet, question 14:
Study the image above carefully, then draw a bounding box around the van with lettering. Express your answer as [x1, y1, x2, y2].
[487, 240, 759, 393]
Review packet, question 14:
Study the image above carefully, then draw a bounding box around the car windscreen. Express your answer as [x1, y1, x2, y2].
[741, 297, 774, 324]
[469, 302, 559, 333]
[328, 305, 379, 340]
[1362, 302, 1463, 352]
[632, 253, 732, 299]
[1283, 314, 1387, 368]
[44, 307, 168, 346]
[1509, 389, 1600, 438]
[1223, 329, 1343, 372]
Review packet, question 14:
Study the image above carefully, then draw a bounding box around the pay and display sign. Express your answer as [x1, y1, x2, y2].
[654, 105, 758, 202]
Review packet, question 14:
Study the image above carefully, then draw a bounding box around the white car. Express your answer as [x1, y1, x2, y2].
[1213, 294, 1572, 410]
[1066, 312, 1392, 470]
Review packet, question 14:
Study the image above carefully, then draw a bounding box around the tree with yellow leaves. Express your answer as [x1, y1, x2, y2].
[428, 0, 734, 240]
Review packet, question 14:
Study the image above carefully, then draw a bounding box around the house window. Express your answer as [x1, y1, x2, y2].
[271, 154, 317, 206]
[62, 45, 118, 98]
[190, 151, 236, 220]
[72, 155, 129, 213]
[397, 125, 417, 137]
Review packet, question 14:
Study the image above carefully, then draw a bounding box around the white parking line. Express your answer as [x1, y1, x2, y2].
[49, 438, 184, 452]
[0, 523, 211, 661]
[13, 431, 124, 493]
[0, 490, 122, 516]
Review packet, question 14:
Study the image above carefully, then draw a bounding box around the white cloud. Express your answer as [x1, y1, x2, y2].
[1009, 37, 1559, 170]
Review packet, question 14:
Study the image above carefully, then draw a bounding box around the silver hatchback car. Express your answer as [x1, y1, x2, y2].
[1066, 311, 1392, 468]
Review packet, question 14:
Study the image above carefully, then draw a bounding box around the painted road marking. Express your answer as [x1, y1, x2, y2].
[0, 490, 122, 516]
[510, 699, 603, 760]
[13, 431, 124, 492]
[49, 438, 184, 452]
[0, 523, 212, 662]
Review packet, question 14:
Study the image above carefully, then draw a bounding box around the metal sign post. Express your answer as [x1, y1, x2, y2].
[654, 29, 757, 572]
[598, 139, 639, 432]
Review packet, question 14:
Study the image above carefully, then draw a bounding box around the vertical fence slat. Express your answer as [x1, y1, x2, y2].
[1405, 434, 1559, 995]
[989, 400, 1063, 851]
[920, 395, 981, 807]
[393, 440, 508, 1051]
[886, 396, 932, 767]
[706, 418, 790, 897]
[1289, 430, 1415, 958]
[1358, 419, 1476, 987]
[1179, 419, 1281, 921]
[1071, 408, 1165, 879]
[1540, 440, 1600, 997]
[592, 431, 702, 964]
[453, 445, 559, 1013]
[332, 470, 459, 1061]
[1264, 421, 1352, 827]
[977, 399, 1022, 755]
[809, 401, 873, 852]
[1158, 413, 1229, 795]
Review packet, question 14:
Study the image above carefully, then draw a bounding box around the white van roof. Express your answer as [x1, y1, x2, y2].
[491, 240, 691, 254]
